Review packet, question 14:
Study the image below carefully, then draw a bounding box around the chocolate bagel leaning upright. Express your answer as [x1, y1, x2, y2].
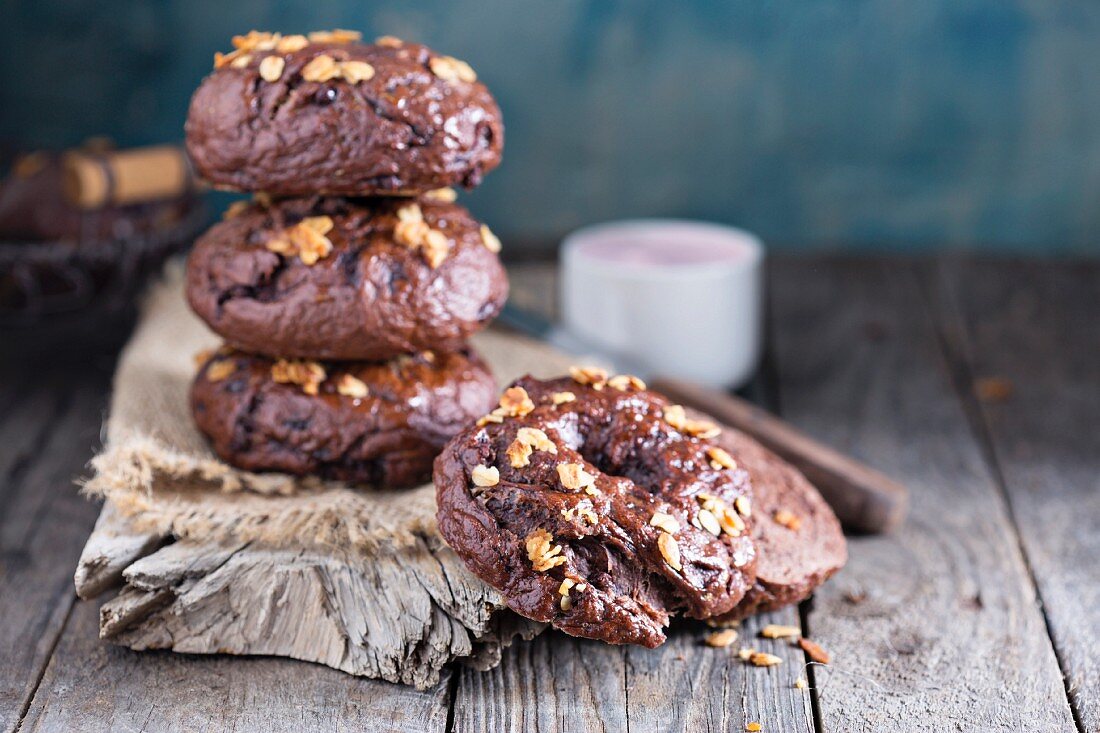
[434, 369, 846, 646]
[186, 195, 508, 361]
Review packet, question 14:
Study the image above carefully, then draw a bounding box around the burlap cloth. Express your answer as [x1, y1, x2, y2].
[80, 263, 578, 687]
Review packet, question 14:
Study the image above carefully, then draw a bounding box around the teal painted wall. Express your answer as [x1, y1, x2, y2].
[3, 1, 1099, 253]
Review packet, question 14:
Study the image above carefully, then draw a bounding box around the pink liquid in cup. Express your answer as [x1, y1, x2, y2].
[573, 223, 756, 268]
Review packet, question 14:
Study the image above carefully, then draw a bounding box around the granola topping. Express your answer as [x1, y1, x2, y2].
[557, 463, 597, 492]
[526, 529, 567, 572]
[479, 224, 502, 253]
[649, 511, 680, 534]
[657, 532, 683, 571]
[429, 55, 477, 83]
[471, 464, 500, 487]
[335, 373, 369, 398]
[569, 365, 608, 389]
[265, 216, 335, 265]
[258, 55, 285, 82]
[271, 359, 326, 395]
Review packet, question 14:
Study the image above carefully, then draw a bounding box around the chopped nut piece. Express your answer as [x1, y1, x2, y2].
[429, 55, 477, 83]
[194, 349, 216, 368]
[424, 187, 457, 203]
[476, 408, 508, 426]
[290, 216, 335, 265]
[735, 496, 752, 517]
[308, 29, 362, 43]
[749, 652, 783, 667]
[774, 509, 802, 531]
[230, 54, 253, 68]
[738, 647, 754, 660]
[479, 224, 502, 253]
[396, 203, 423, 222]
[421, 228, 450, 268]
[707, 446, 737, 470]
[232, 30, 279, 51]
[335, 373, 369, 398]
[471, 464, 500, 488]
[258, 55, 285, 82]
[271, 359, 326, 395]
[301, 54, 340, 82]
[499, 386, 535, 417]
[607, 374, 646, 391]
[569, 365, 608, 388]
[798, 638, 831, 664]
[558, 578, 575, 595]
[557, 463, 597, 492]
[340, 60, 376, 83]
[686, 419, 721, 439]
[516, 427, 557, 453]
[551, 391, 576, 405]
[525, 528, 566, 571]
[506, 439, 533, 468]
[761, 624, 801, 639]
[394, 218, 429, 248]
[276, 34, 309, 52]
[705, 629, 739, 648]
[223, 200, 249, 219]
[206, 360, 236, 382]
[663, 405, 687, 431]
[649, 512, 680, 534]
[697, 493, 745, 536]
[657, 532, 682, 571]
[375, 35, 403, 47]
[697, 508, 722, 536]
[794, 678, 807, 690]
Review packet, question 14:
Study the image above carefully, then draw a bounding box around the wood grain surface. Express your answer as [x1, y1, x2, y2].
[1, 256, 1094, 732]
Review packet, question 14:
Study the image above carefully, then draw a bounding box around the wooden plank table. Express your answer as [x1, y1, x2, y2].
[1, 255, 1095, 733]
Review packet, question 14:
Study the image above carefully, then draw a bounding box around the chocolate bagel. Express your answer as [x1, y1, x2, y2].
[185, 31, 503, 196]
[434, 371, 846, 646]
[434, 370, 761, 647]
[192, 346, 496, 489]
[186, 195, 508, 361]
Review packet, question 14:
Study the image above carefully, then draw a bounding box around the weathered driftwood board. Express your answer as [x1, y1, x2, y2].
[70, 270, 578, 689]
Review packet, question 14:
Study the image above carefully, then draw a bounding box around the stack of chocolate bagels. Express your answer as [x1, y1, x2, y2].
[185, 30, 507, 488]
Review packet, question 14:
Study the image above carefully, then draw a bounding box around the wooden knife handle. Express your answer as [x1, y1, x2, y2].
[61, 145, 193, 209]
[650, 377, 908, 534]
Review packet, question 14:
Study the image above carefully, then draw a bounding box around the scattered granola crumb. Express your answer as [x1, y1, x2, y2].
[761, 624, 801, 639]
[975, 376, 1014, 403]
[794, 677, 807, 690]
[746, 723, 762, 732]
[705, 629, 739, 648]
[749, 651, 783, 667]
[798, 637, 831, 664]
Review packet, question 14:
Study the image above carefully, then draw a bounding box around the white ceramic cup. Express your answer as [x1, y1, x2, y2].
[561, 219, 764, 389]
